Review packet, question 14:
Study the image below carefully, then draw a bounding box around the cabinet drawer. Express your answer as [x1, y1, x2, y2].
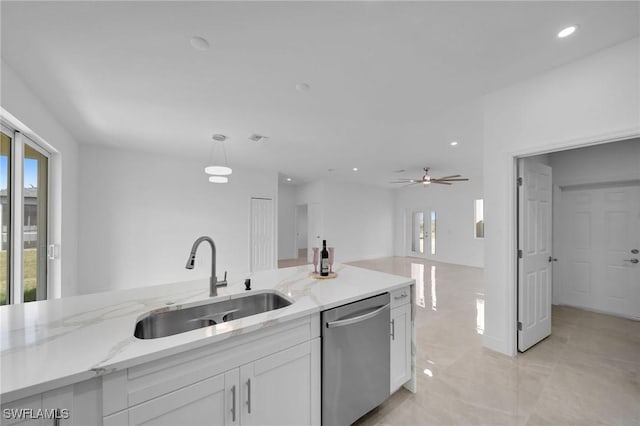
[390, 286, 410, 308]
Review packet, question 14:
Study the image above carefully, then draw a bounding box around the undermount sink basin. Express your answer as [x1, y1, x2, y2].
[134, 291, 292, 339]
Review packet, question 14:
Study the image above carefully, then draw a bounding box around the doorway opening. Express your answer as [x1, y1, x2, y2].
[516, 137, 640, 353]
[296, 204, 308, 262]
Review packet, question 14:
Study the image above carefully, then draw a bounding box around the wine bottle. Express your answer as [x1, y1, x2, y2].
[320, 240, 329, 276]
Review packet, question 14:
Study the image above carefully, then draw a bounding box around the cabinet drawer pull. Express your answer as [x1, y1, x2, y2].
[246, 379, 252, 414]
[391, 319, 395, 340]
[394, 293, 408, 300]
[231, 385, 236, 422]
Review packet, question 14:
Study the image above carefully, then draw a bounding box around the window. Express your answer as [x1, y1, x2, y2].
[0, 125, 50, 304]
[474, 199, 484, 239]
[430, 210, 436, 254]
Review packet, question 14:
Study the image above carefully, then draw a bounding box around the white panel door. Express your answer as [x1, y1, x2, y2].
[559, 185, 640, 319]
[518, 159, 553, 352]
[250, 197, 274, 272]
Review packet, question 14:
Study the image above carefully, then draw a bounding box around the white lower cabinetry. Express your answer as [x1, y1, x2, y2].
[240, 340, 318, 426]
[390, 287, 412, 393]
[102, 315, 321, 426]
[126, 374, 229, 426]
[1, 379, 101, 426]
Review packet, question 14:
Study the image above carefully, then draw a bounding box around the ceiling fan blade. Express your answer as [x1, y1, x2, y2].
[390, 180, 418, 183]
[433, 178, 469, 182]
[431, 181, 452, 185]
[436, 174, 461, 180]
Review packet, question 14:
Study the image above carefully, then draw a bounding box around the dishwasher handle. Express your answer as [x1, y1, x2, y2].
[326, 303, 390, 328]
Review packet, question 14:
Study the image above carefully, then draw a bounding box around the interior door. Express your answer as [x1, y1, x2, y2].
[559, 185, 640, 319]
[307, 202, 322, 262]
[250, 197, 274, 272]
[517, 158, 553, 352]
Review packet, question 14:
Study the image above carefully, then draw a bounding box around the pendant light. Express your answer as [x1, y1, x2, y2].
[205, 134, 232, 180]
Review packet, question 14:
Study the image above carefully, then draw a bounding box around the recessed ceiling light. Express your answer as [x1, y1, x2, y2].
[394, 169, 406, 173]
[296, 83, 311, 92]
[328, 168, 335, 172]
[212, 134, 227, 142]
[190, 36, 210, 51]
[557, 25, 577, 38]
[286, 177, 292, 182]
[352, 167, 359, 172]
[209, 176, 228, 184]
[450, 141, 458, 146]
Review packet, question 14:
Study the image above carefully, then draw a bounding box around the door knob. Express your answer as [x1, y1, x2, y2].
[624, 258, 639, 264]
[548, 256, 558, 262]
[631, 249, 639, 254]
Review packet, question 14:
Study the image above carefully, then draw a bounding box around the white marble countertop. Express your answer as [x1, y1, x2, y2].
[0, 264, 413, 402]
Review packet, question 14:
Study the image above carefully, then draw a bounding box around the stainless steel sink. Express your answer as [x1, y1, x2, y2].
[134, 291, 292, 339]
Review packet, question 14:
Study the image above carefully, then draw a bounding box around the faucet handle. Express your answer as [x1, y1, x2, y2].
[216, 271, 229, 287]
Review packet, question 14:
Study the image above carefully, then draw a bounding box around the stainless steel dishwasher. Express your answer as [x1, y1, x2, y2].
[322, 292, 390, 426]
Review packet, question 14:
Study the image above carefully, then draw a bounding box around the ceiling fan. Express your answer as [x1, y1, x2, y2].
[390, 167, 469, 186]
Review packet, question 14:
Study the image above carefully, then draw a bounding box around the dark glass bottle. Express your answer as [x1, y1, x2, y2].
[320, 240, 329, 276]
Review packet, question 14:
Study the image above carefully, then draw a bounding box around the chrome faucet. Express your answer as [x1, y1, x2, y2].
[185, 236, 228, 297]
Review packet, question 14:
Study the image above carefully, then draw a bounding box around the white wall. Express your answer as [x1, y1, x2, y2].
[78, 144, 277, 294]
[550, 138, 640, 305]
[394, 176, 484, 267]
[277, 183, 296, 260]
[292, 179, 394, 263]
[321, 180, 395, 263]
[1, 59, 80, 297]
[550, 138, 640, 187]
[482, 37, 640, 355]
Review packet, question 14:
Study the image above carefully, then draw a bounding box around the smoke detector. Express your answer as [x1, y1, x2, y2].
[248, 134, 269, 143]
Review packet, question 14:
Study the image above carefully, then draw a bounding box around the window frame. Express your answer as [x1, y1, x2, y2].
[1, 123, 52, 304]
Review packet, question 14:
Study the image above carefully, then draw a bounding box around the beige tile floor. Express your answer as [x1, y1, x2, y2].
[278, 249, 309, 268]
[347, 256, 640, 426]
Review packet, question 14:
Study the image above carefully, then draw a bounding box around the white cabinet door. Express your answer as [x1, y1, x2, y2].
[1, 394, 44, 426]
[240, 341, 314, 426]
[128, 373, 228, 426]
[390, 303, 411, 393]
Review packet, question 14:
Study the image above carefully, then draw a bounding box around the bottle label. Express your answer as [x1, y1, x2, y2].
[321, 259, 329, 274]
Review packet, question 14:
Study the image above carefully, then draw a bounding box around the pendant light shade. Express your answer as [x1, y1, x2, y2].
[206, 134, 232, 183]
[209, 176, 229, 183]
[205, 166, 232, 176]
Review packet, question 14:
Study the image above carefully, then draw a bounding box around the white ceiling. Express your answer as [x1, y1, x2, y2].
[2, 1, 638, 187]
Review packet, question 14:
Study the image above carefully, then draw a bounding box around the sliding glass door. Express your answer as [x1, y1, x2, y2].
[23, 144, 48, 302]
[1, 125, 49, 304]
[1, 131, 11, 305]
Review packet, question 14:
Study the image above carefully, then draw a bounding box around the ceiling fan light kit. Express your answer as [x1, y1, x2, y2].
[390, 167, 469, 186]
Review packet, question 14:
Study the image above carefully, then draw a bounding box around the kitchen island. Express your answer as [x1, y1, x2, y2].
[1, 264, 415, 425]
